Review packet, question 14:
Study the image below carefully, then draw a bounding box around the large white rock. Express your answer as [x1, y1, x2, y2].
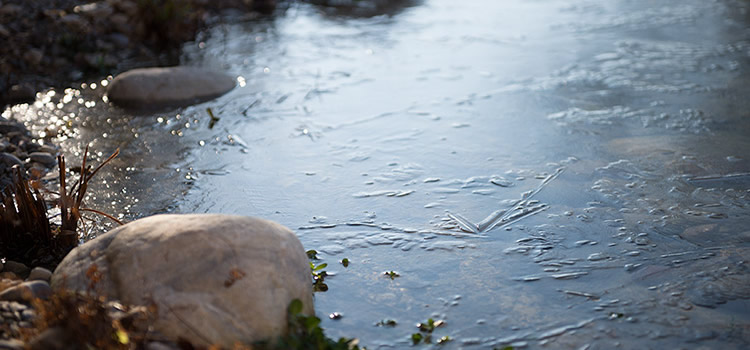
[51, 214, 313, 347]
[106, 66, 236, 109]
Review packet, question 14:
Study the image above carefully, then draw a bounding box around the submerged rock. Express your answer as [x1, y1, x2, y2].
[51, 214, 313, 347]
[106, 67, 236, 110]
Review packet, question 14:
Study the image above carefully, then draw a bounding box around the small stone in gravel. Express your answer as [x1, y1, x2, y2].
[1, 262, 29, 279]
[0, 339, 24, 350]
[5, 301, 27, 313]
[0, 120, 29, 134]
[27, 267, 52, 282]
[58, 14, 88, 33]
[109, 33, 130, 48]
[20, 308, 35, 321]
[0, 4, 22, 16]
[0, 280, 52, 302]
[28, 152, 56, 167]
[74, 2, 114, 19]
[23, 49, 43, 66]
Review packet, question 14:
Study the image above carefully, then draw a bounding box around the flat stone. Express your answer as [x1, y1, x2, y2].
[27, 267, 52, 282]
[0, 4, 22, 16]
[1, 262, 29, 279]
[0, 339, 24, 350]
[106, 66, 236, 110]
[0, 281, 52, 302]
[28, 152, 57, 167]
[52, 214, 313, 347]
[59, 14, 88, 32]
[23, 49, 43, 66]
[74, 2, 114, 19]
[0, 119, 29, 134]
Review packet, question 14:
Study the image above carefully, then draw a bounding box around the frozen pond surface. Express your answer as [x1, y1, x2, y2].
[5, 0, 750, 348]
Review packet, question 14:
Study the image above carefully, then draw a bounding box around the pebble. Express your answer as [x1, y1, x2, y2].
[109, 33, 130, 48]
[0, 120, 28, 134]
[0, 339, 24, 350]
[22, 49, 43, 66]
[28, 152, 56, 167]
[0, 4, 22, 16]
[74, 2, 114, 19]
[27, 267, 52, 282]
[0, 280, 52, 302]
[59, 14, 88, 32]
[1, 261, 29, 279]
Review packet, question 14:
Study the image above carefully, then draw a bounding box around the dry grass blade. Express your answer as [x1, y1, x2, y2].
[0, 147, 122, 268]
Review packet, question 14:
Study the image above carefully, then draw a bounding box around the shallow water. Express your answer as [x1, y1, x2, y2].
[6, 0, 750, 348]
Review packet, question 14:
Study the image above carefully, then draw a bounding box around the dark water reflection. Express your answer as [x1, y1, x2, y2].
[6, 0, 750, 348]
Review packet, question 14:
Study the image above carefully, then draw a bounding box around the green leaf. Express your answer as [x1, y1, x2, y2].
[313, 263, 328, 271]
[288, 299, 303, 315]
[303, 315, 321, 331]
[411, 333, 423, 345]
[306, 249, 319, 259]
[341, 258, 350, 267]
[376, 319, 397, 327]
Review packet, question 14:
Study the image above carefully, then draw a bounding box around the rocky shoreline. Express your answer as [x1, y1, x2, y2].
[0, 1, 300, 348]
[0, 0, 276, 108]
[1, 0, 280, 185]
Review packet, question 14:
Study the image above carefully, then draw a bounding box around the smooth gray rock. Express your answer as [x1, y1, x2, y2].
[0, 153, 24, 171]
[1, 261, 29, 279]
[27, 267, 52, 282]
[106, 66, 236, 109]
[0, 280, 52, 302]
[28, 152, 56, 167]
[0, 339, 24, 350]
[52, 214, 313, 347]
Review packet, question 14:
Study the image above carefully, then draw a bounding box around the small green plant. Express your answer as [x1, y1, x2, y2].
[410, 318, 446, 345]
[307, 249, 320, 260]
[375, 319, 397, 327]
[384, 270, 400, 280]
[341, 258, 350, 267]
[263, 299, 362, 350]
[311, 261, 329, 292]
[411, 332, 423, 345]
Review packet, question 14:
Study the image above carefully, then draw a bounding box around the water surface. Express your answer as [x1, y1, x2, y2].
[5, 0, 750, 348]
